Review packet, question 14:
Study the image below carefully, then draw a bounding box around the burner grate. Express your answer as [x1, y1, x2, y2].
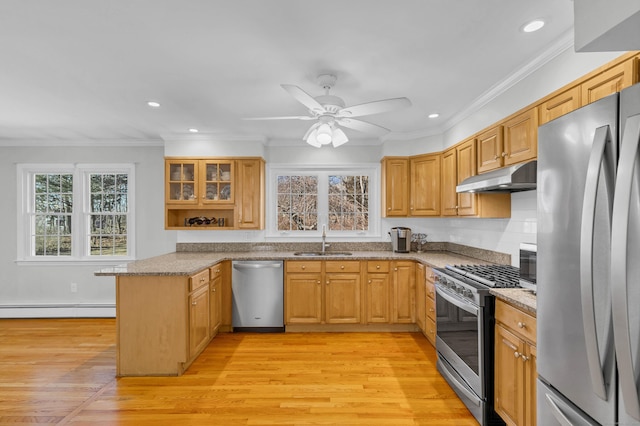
[450, 264, 521, 288]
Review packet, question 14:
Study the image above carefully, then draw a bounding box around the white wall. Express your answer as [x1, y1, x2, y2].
[2, 48, 634, 316]
[0, 145, 175, 317]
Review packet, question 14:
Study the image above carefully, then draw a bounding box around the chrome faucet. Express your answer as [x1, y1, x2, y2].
[321, 225, 330, 254]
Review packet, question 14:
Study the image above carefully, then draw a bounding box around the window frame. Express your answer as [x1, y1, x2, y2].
[17, 163, 136, 264]
[266, 163, 380, 239]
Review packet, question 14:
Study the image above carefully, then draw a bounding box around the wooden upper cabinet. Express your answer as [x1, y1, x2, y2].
[538, 86, 582, 125]
[381, 157, 409, 217]
[165, 157, 264, 230]
[441, 147, 459, 217]
[477, 108, 537, 173]
[477, 126, 503, 174]
[236, 158, 265, 230]
[410, 153, 441, 216]
[581, 57, 638, 105]
[502, 108, 537, 166]
[456, 139, 477, 216]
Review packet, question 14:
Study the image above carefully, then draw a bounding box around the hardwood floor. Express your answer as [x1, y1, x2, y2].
[0, 319, 478, 425]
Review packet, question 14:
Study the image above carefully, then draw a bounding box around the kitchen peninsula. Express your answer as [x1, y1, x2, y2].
[96, 243, 535, 377]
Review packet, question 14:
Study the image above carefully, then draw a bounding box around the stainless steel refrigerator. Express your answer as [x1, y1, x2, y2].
[537, 82, 640, 425]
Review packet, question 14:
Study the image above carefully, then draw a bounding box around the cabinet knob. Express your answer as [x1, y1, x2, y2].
[376, 265, 380, 269]
[494, 155, 499, 160]
[340, 265, 344, 269]
[216, 269, 221, 274]
[368, 280, 372, 284]
[200, 277, 206, 282]
[502, 152, 507, 157]
[521, 355, 530, 362]
[302, 265, 306, 270]
[316, 280, 320, 284]
[192, 301, 197, 306]
[326, 281, 329, 284]
[429, 308, 434, 312]
[387, 207, 391, 211]
[212, 288, 216, 292]
[517, 321, 526, 329]
[394, 267, 398, 271]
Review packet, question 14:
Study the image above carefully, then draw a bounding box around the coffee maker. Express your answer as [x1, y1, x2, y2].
[389, 227, 411, 253]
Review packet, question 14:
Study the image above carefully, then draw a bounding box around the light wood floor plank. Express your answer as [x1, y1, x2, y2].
[0, 319, 478, 425]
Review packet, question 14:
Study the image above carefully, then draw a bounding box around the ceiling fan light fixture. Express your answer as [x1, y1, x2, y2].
[331, 128, 349, 148]
[305, 129, 322, 148]
[316, 123, 333, 145]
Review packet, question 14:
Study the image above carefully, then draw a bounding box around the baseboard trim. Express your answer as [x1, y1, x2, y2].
[0, 304, 116, 318]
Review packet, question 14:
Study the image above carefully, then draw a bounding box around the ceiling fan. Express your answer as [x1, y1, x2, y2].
[246, 74, 411, 148]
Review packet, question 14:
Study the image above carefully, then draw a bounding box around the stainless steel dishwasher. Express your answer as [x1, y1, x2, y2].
[231, 260, 284, 332]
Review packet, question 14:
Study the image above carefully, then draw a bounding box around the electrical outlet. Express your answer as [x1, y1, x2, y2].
[70, 282, 78, 293]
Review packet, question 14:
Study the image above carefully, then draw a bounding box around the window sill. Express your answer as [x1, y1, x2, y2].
[15, 258, 134, 267]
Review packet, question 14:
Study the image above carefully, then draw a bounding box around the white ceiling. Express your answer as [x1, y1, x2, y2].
[0, 0, 575, 145]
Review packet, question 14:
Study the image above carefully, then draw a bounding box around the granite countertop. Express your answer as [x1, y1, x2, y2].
[95, 250, 492, 277]
[490, 288, 537, 315]
[96, 244, 535, 313]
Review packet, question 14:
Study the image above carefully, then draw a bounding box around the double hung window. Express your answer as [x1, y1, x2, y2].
[269, 165, 378, 237]
[17, 164, 135, 262]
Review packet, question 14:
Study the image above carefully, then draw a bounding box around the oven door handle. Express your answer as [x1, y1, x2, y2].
[435, 286, 479, 316]
[437, 358, 481, 406]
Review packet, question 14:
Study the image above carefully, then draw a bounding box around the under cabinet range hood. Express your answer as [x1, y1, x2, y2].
[456, 160, 537, 193]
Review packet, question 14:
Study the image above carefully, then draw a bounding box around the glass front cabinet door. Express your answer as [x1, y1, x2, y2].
[166, 160, 199, 205]
[201, 160, 234, 205]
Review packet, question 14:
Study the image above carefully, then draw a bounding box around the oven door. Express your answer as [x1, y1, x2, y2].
[435, 284, 485, 399]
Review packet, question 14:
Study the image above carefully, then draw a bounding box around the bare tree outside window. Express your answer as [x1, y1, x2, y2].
[276, 173, 369, 233]
[89, 173, 129, 255]
[328, 175, 368, 231]
[34, 174, 73, 256]
[277, 175, 318, 231]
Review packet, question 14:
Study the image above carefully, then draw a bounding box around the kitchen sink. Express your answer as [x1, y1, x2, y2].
[293, 251, 352, 256]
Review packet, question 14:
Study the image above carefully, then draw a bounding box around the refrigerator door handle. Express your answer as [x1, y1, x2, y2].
[612, 113, 640, 421]
[579, 125, 614, 400]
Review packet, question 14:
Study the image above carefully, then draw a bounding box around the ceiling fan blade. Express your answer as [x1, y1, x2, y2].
[331, 128, 349, 147]
[243, 115, 315, 120]
[337, 97, 411, 118]
[337, 118, 390, 136]
[281, 84, 326, 113]
[303, 122, 321, 140]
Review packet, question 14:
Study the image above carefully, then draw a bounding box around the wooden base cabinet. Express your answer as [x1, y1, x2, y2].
[415, 262, 426, 332]
[366, 261, 391, 324]
[115, 268, 215, 377]
[325, 261, 361, 324]
[494, 299, 537, 426]
[284, 261, 323, 324]
[209, 263, 223, 336]
[392, 261, 415, 323]
[424, 266, 437, 346]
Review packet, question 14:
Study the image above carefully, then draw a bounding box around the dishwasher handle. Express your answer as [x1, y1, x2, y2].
[233, 261, 283, 270]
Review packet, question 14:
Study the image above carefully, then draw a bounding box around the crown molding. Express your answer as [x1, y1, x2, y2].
[0, 138, 164, 147]
[442, 29, 575, 133]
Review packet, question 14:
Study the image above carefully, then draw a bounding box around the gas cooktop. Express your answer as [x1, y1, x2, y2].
[445, 264, 522, 288]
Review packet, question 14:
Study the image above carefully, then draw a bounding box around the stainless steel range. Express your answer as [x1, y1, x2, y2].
[433, 264, 523, 426]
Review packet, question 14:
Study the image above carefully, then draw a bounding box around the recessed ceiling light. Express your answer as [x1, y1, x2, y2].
[188, 128, 199, 133]
[147, 101, 160, 108]
[522, 19, 545, 33]
[428, 113, 440, 119]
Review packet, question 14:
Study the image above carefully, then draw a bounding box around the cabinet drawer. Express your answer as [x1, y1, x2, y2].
[367, 261, 390, 273]
[426, 317, 436, 345]
[426, 296, 436, 321]
[286, 261, 322, 273]
[209, 262, 223, 279]
[495, 300, 536, 344]
[425, 266, 436, 284]
[425, 280, 436, 300]
[325, 261, 361, 273]
[190, 269, 210, 291]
